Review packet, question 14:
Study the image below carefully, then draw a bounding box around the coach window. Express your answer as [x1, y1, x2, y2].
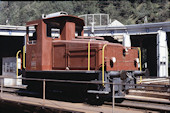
[27, 25, 37, 44]
[46, 22, 60, 39]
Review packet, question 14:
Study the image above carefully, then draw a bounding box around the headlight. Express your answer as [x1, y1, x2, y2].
[112, 57, 116, 63]
[135, 58, 139, 63]
[110, 57, 116, 68]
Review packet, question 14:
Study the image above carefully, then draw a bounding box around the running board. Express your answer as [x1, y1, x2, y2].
[87, 90, 109, 94]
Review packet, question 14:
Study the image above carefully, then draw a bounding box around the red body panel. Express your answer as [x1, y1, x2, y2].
[51, 40, 138, 71]
[26, 15, 138, 72]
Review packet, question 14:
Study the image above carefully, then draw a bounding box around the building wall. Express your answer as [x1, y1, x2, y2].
[0, 36, 24, 75]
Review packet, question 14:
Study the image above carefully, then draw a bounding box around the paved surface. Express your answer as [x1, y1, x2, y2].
[0, 93, 153, 113]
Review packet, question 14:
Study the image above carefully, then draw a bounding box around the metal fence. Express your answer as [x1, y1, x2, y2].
[78, 14, 110, 26]
[0, 76, 169, 113]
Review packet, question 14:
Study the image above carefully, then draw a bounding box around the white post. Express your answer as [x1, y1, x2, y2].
[1, 78, 3, 98]
[157, 30, 168, 77]
[123, 34, 131, 47]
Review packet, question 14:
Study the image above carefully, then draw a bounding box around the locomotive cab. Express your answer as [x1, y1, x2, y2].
[26, 15, 85, 71]
[24, 13, 148, 104]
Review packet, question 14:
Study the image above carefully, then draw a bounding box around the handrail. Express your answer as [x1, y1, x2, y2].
[16, 50, 21, 79]
[102, 44, 107, 86]
[137, 47, 142, 71]
[88, 41, 90, 71]
[23, 45, 26, 69]
[0, 76, 169, 113]
[137, 47, 142, 83]
[0, 76, 169, 87]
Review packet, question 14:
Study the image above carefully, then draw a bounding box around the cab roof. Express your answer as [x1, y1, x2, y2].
[43, 15, 85, 29]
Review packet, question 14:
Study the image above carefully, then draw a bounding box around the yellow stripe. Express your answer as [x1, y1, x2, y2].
[102, 44, 107, 86]
[88, 41, 90, 71]
[23, 45, 26, 69]
[137, 47, 142, 83]
[16, 50, 21, 79]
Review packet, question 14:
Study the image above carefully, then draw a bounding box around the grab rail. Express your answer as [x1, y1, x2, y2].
[137, 47, 142, 83]
[16, 50, 21, 79]
[102, 44, 107, 86]
[88, 41, 90, 71]
[23, 45, 26, 69]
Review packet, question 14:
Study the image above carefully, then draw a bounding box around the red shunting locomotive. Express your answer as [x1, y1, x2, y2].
[23, 12, 148, 103]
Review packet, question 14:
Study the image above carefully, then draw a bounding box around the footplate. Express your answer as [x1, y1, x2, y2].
[87, 90, 109, 94]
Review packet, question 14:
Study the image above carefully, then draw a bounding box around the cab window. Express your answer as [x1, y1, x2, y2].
[46, 22, 60, 38]
[27, 25, 37, 44]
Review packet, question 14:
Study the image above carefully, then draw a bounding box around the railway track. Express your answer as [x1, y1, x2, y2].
[0, 85, 26, 93]
[0, 85, 40, 97]
[105, 96, 170, 112]
[116, 78, 170, 112]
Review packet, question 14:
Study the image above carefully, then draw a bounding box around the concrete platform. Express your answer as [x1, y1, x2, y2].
[0, 93, 145, 113]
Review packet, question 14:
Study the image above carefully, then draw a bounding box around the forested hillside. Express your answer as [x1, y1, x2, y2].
[0, 0, 169, 26]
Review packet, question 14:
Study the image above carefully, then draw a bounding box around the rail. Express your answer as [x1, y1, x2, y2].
[0, 76, 169, 113]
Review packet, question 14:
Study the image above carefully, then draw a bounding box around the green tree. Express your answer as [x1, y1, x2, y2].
[0, 1, 169, 26]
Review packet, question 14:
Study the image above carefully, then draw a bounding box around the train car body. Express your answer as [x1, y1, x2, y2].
[24, 14, 147, 102]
